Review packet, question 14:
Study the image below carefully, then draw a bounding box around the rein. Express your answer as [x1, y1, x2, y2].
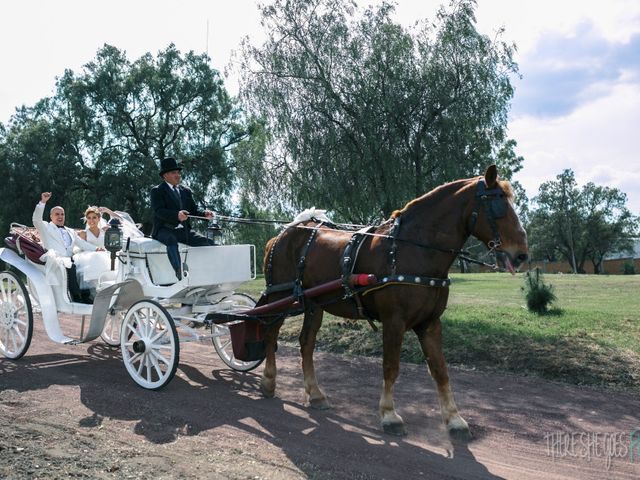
[191, 213, 368, 231]
[292, 224, 498, 270]
[271, 178, 507, 271]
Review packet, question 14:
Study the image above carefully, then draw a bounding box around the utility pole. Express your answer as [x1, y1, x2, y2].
[203, 19, 209, 148]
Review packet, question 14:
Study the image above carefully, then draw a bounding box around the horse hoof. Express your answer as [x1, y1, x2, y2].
[382, 421, 407, 436]
[447, 417, 472, 441]
[260, 382, 275, 398]
[449, 426, 472, 441]
[308, 397, 331, 410]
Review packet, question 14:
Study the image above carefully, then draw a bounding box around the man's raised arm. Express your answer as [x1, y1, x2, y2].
[32, 192, 51, 234]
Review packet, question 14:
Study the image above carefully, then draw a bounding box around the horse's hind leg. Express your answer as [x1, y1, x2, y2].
[261, 318, 284, 398]
[300, 306, 330, 409]
[414, 318, 470, 439]
[379, 316, 407, 436]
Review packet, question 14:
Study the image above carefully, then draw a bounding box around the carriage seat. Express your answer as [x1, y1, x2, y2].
[124, 237, 188, 285]
[125, 237, 188, 254]
[4, 233, 92, 313]
[123, 236, 254, 287]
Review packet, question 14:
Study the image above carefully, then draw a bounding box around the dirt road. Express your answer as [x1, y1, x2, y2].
[1, 314, 639, 479]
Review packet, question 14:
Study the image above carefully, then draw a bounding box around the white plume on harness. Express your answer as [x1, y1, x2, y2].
[285, 208, 331, 228]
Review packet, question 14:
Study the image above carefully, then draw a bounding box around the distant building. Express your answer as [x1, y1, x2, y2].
[528, 238, 639, 275]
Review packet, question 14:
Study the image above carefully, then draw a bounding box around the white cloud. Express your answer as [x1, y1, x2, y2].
[511, 81, 640, 214]
[0, 0, 263, 121]
[474, 0, 640, 54]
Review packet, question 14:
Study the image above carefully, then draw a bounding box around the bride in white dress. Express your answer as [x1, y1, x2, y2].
[75, 206, 110, 291]
[74, 206, 145, 292]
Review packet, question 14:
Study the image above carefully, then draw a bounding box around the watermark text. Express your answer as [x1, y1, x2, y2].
[544, 430, 640, 470]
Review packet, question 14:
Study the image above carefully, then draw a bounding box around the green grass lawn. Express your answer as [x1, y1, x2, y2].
[239, 272, 640, 391]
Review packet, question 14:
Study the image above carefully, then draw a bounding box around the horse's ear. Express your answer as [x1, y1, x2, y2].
[484, 165, 498, 188]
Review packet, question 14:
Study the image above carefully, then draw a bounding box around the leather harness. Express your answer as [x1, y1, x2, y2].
[263, 179, 507, 329]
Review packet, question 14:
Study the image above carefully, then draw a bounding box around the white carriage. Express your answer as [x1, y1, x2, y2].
[0, 220, 262, 390]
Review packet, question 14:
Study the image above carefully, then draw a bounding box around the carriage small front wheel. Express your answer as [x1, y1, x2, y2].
[120, 299, 179, 390]
[0, 271, 34, 360]
[211, 293, 264, 372]
[101, 309, 124, 347]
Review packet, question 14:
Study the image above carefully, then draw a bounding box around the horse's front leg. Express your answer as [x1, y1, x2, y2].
[415, 318, 470, 438]
[300, 306, 330, 409]
[260, 318, 284, 398]
[379, 316, 407, 436]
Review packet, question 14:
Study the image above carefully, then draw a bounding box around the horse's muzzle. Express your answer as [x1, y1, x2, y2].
[496, 250, 528, 275]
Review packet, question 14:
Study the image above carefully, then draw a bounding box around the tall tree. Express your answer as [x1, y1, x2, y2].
[0, 44, 254, 235]
[580, 182, 637, 273]
[528, 170, 638, 273]
[0, 102, 87, 229]
[237, 0, 521, 223]
[528, 170, 582, 272]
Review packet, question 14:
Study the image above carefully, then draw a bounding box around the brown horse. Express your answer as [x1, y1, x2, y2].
[259, 165, 528, 437]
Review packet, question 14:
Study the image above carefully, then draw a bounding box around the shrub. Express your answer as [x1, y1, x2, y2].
[621, 261, 636, 275]
[522, 268, 557, 314]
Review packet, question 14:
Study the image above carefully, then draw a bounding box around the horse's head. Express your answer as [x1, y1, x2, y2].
[469, 165, 529, 274]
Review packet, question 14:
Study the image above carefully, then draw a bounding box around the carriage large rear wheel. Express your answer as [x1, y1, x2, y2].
[0, 271, 33, 360]
[211, 293, 264, 372]
[120, 300, 179, 390]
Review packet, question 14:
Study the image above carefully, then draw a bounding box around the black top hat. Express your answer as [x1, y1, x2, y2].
[159, 157, 183, 176]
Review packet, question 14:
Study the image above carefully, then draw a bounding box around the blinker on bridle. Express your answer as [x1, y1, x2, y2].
[468, 179, 508, 251]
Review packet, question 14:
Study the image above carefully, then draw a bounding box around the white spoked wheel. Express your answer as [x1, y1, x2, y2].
[211, 293, 264, 372]
[0, 271, 34, 360]
[27, 278, 40, 312]
[101, 309, 124, 347]
[120, 300, 179, 390]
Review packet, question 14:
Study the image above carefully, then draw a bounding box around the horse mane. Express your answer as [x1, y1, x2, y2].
[498, 179, 515, 201]
[390, 176, 515, 219]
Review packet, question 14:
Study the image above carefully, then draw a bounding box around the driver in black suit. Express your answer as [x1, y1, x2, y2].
[150, 157, 214, 281]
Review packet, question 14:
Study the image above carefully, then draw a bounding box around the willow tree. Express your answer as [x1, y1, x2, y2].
[237, 0, 522, 223]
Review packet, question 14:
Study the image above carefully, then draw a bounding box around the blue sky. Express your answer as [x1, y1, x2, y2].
[513, 22, 640, 118]
[1, 0, 639, 214]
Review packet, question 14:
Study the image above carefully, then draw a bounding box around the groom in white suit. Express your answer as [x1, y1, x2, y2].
[33, 192, 103, 303]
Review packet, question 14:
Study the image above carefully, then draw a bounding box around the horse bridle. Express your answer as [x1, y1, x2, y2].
[468, 179, 508, 252]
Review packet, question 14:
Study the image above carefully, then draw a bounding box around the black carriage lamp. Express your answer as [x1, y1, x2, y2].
[104, 218, 123, 270]
[206, 214, 223, 246]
